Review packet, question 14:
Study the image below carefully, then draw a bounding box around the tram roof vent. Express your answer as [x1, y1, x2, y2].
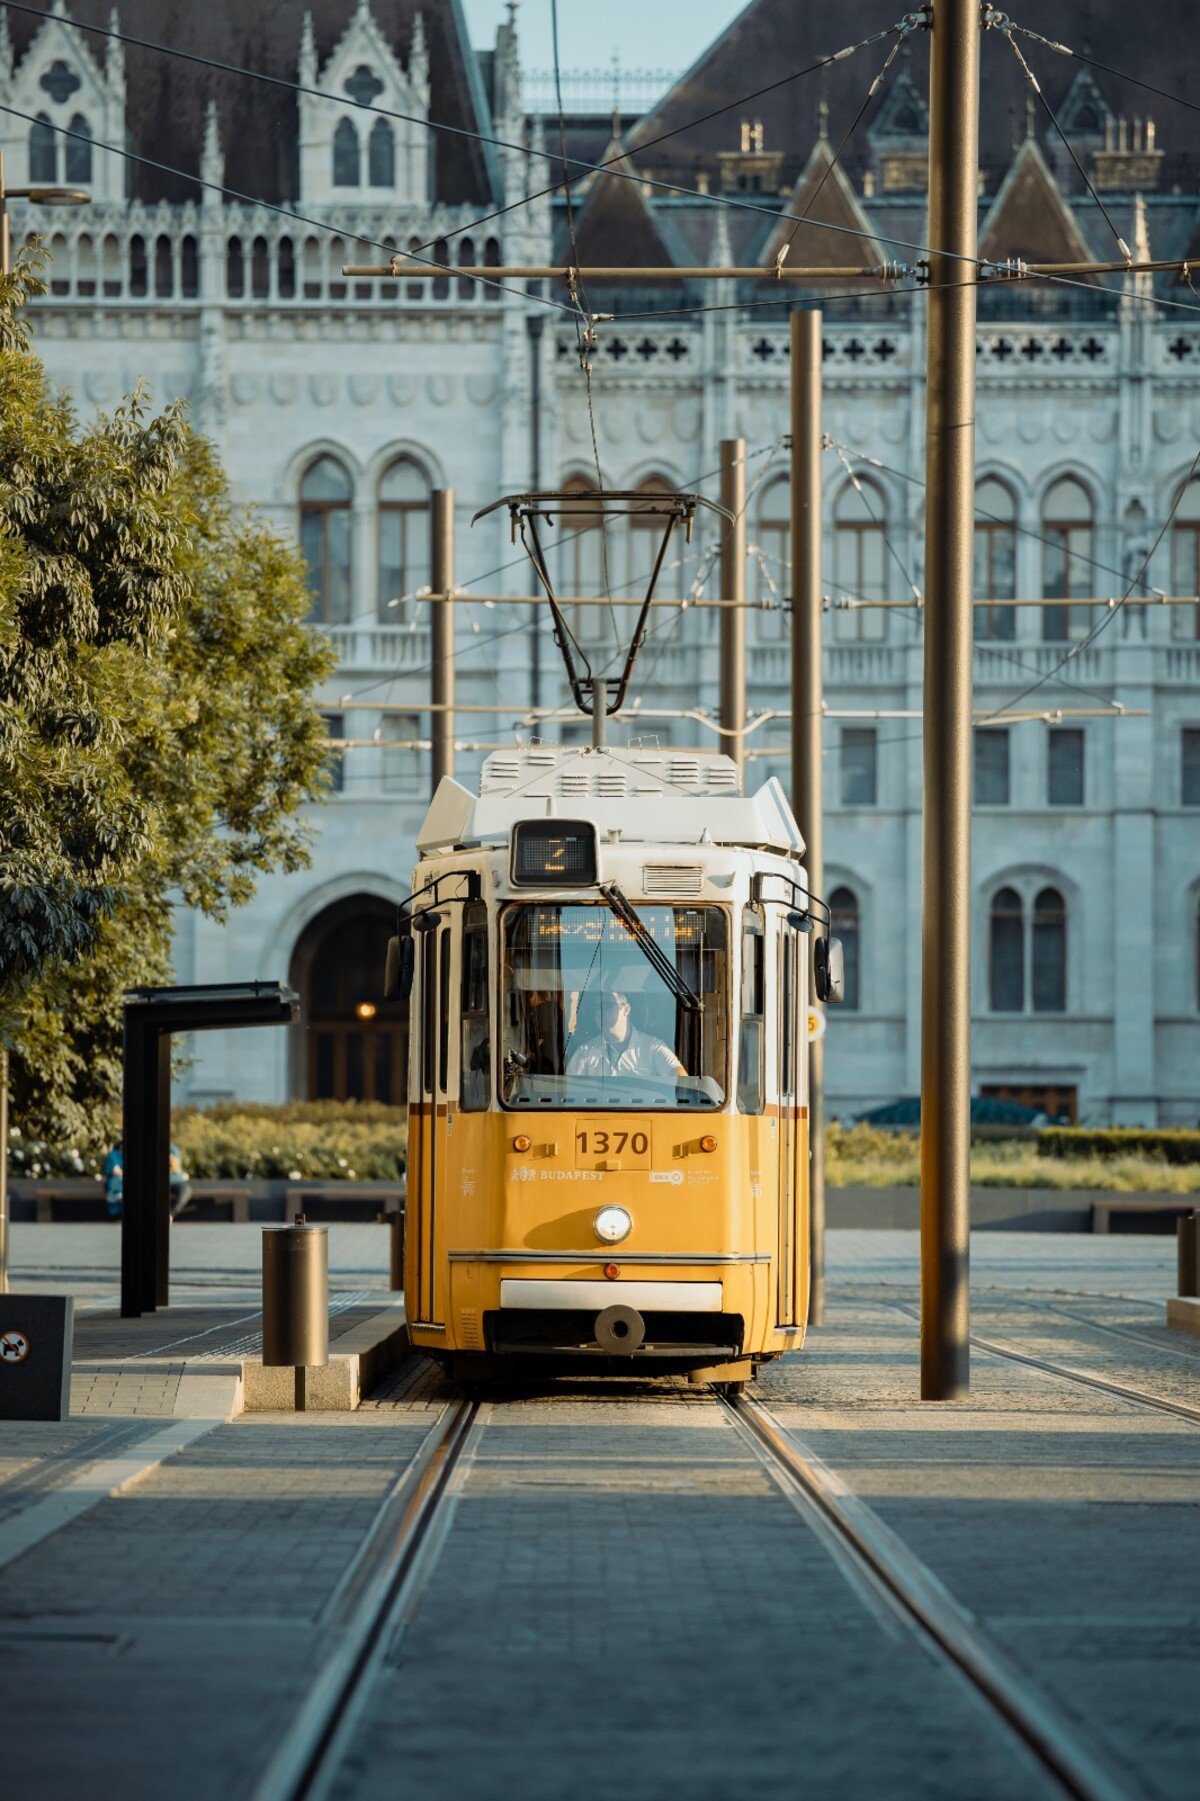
[479, 747, 742, 798]
[643, 863, 705, 897]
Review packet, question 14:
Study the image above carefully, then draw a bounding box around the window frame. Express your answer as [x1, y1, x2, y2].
[299, 456, 354, 624]
[839, 725, 878, 808]
[829, 886, 861, 1012]
[737, 907, 766, 1115]
[1040, 477, 1095, 642]
[1047, 726, 1085, 807]
[377, 458, 431, 623]
[974, 726, 1011, 807]
[974, 477, 1017, 641]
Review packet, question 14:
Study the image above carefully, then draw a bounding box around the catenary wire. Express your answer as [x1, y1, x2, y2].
[17, 2, 1200, 332]
[1004, 19, 1200, 119]
[0, 102, 576, 316]
[993, 17, 1131, 264]
[5, 1, 917, 269]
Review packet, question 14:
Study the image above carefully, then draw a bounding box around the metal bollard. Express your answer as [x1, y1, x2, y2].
[262, 1215, 328, 1410]
[1178, 1212, 1200, 1299]
[389, 1206, 405, 1293]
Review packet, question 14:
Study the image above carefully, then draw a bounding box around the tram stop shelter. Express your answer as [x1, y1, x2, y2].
[120, 982, 298, 1318]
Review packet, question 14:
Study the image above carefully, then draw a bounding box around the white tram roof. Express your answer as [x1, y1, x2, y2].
[416, 748, 804, 858]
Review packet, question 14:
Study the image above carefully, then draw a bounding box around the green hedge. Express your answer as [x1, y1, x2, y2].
[1037, 1127, 1200, 1166]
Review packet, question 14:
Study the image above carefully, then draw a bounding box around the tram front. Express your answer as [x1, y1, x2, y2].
[400, 748, 838, 1389]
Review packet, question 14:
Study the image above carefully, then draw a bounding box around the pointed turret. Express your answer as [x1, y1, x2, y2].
[979, 137, 1096, 274]
[106, 7, 124, 85]
[0, 9, 13, 97]
[410, 11, 429, 98]
[298, 11, 316, 85]
[201, 97, 224, 205]
[761, 137, 884, 277]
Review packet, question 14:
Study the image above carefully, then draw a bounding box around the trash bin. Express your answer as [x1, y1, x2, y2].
[262, 1217, 328, 1369]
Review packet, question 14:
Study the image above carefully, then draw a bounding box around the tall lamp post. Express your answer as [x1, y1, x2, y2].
[0, 159, 90, 1295]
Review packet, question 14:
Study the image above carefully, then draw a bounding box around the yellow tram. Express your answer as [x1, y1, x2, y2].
[390, 745, 843, 1391]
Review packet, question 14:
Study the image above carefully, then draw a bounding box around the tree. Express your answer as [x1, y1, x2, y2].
[0, 259, 336, 1144]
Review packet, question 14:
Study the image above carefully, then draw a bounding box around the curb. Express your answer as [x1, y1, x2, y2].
[241, 1308, 410, 1412]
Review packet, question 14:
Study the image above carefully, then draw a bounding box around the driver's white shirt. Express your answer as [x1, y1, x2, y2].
[567, 1025, 685, 1080]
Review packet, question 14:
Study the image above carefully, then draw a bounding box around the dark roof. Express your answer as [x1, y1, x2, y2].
[9, 1, 497, 205]
[624, 0, 1200, 192]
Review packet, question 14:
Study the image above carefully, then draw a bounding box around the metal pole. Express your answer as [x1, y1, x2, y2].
[526, 313, 543, 713]
[920, 0, 980, 1401]
[0, 1046, 9, 1295]
[790, 310, 825, 1328]
[591, 679, 608, 748]
[430, 489, 455, 794]
[719, 439, 746, 783]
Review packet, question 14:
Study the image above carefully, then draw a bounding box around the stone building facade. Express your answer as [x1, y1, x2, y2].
[8, 0, 1200, 1122]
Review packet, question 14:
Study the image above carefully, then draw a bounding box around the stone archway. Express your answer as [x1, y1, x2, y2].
[289, 894, 404, 1103]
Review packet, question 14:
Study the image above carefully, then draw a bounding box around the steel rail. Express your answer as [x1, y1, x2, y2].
[968, 1334, 1200, 1425]
[723, 1392, 1138, 1801]
[250, 1397, 477, 1801]
[869, 1295, 1200, 1424]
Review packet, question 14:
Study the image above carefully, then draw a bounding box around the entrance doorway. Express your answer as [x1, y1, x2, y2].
[290, 895, 404, 1102]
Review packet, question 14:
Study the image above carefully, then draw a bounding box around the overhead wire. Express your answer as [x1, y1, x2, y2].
[17, 1, 1200, 333]
[1002, 17, 1200, 120]
[7, 1, 923, 270]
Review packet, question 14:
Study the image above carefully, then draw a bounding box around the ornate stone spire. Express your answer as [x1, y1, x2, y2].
[410, 11, 429, 94]
[711, 198, 733, 271]
[201, 97, 224, 202]
[106, 7, 124, 84]
[1129, 191, 1152, 302]
[298, 11, 316, 86]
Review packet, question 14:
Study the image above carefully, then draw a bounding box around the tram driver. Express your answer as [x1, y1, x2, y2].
[567, 988, 688, 1081]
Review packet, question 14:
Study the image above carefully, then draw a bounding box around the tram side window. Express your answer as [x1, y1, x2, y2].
[438, 931, 451, 1094]
[779, 933, 794, 1101]
[738, 913, 765, 1114]
[461, 903, 490, 1111]
[420, 932, 436, 1097]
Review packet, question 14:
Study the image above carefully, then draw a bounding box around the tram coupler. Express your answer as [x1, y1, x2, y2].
[594, 1304, 645, 1354]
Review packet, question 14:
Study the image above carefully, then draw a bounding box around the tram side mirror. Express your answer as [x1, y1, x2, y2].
[383, 935, 416, 1008]
[787, 909, 815, 934]
[814, 935, 845, 1006]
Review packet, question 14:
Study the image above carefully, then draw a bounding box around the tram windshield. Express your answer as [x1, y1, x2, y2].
[502, 904, 728, 1109]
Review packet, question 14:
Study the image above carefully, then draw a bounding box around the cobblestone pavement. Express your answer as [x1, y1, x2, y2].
[0, 1232, 1194, 1799]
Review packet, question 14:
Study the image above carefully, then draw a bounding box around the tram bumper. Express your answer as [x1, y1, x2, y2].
[488, 1278, 743, 1365]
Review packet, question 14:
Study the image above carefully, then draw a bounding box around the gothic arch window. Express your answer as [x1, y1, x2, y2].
[378, 458, 431, 623]
[1032, 886, 1067, 1013]
[226, 236, 244, 298]
[557, 477, 606, 646]
[1195, 893, 1200, 1011]
[29, 114, 57, 183]
[830, 887, 861, 1011]
[628, 475, 685, 601]
[299, 456, 353, 624]
[332, 118, 361, 188]
[457, 236, 475, 301]
[1041, 477, 1094, 642]
[1170, 477, 1200, 641]
[754, 477, 789, 640]
[832, 476, 887, 642]
[368, 117, 395, 186]
[975, 477, 1017, 640]
[153, 234, 173, 297]
[989, 887, 1024, 1012]
[65, 113, 92, 183]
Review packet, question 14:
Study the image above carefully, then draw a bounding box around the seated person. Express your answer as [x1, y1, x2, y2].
[567, 989, 687, 1081]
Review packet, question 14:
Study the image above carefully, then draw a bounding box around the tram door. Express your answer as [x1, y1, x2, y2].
[775, 929, 804, 1328]
[410, 919, 451, 1328]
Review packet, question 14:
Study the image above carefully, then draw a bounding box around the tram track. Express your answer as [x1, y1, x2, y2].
[865, 1295, 1200, 1426]
[250, 1396, 478, 1801]
[723, 1390, 1140, 1801]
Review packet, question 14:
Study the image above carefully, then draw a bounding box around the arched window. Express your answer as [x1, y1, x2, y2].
[754, 478, 789, 640]
[457, 235, 476, 301]
[289, 896, 406, 1102]
[368, 117, 395, 186]
[1041, 477, 1094, 641]
[181, 234, 199, 298]
[989, 887, 1024, 1012]
[332, 118, 360, 187]
[251, 235, 270, 299]
[378, 459, 430, 623]
[153, 234, 173, 297]
[29, 114, 57, 183]
[299, 456, 353, 624]
[556, 477, 606, 646]
[628, 475, 685, 601]
[832, 477, 887, 641]
[974, 477, 1017, 641]
[1032, 886, 1067, 1012]
[1170, 477, 1200, 641]
[65, 113, 92, 183]
[1195, 894, 1200, 1011]
[830, 887, 861, 1011]
[129, 233, 147, 297]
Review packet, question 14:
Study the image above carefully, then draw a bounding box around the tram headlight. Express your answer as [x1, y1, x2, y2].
[593, 1205, 633, 1245]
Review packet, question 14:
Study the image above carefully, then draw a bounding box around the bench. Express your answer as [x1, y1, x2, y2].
[12, 1180, 251, 1222]
[287, 1183, 405, 1224]
[1092, 1197, 1199, 1235]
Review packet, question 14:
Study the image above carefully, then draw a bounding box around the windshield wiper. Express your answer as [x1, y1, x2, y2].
[598, 882, 703, 1013]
